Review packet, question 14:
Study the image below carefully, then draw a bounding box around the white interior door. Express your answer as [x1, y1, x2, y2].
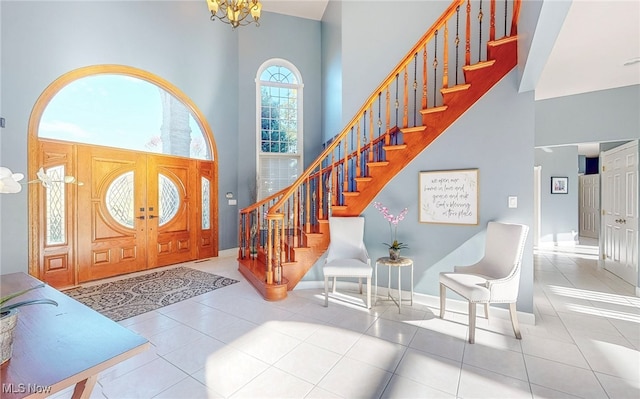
[602, 141, 638, 285]
[579, 174, 600, 239]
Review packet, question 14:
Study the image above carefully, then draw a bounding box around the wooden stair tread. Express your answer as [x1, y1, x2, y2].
[441, 84, 471, 95]
[420, 105, 448, 115]
[239, 31, 518, 301]
[489, 35, 518, 46]
[384, 144, 408, 151]
[354, 177, 373, 182]
[401, 126, 426, 134]
[463, 59, 496, 72]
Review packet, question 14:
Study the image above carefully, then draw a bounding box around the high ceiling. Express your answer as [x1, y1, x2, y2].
[262, 0, 640, 101]
[261, 0, 639, 157]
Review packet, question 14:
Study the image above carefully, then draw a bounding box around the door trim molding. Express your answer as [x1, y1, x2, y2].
[27, 65, 219, 284]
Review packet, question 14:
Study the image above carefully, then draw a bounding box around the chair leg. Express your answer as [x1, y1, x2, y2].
[358, 277, 363, 294]
[484, 303, 490, 319]
[324, 276, 329, 307]
[366, 277, 371, 309]
[439, 283, 446, 319]
[332, 277, 337, 293]
[509, 302, 522, 339]
[468, 302, 477, 344]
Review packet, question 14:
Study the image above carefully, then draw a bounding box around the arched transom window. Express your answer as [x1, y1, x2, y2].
[256, 59, 303, 200]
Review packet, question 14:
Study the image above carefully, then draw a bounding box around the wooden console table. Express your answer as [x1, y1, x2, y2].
[0, 272, 149, 399]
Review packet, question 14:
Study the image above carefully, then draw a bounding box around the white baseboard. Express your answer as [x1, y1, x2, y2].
[294, 280, 535, 325]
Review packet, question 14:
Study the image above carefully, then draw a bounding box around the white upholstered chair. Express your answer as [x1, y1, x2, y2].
[439, 222, 529, 343]
[323, 217, 372, 308]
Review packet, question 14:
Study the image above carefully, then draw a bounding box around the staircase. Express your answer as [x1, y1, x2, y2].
[238, 0, 521, 301]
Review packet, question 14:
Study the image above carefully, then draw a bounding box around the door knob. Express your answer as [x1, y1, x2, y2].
[148, 215, 157, 220]
[137, 215, 145, 220]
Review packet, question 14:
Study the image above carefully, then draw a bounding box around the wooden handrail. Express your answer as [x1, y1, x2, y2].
[266, 0, 466, 219]
[240, 0, 522, 296]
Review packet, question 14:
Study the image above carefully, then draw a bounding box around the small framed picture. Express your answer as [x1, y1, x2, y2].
[551, 176, 568, 194]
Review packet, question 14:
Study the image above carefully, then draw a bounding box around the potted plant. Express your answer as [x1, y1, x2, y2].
[373, 202, 409, 261]
[0, 284, 58, 364]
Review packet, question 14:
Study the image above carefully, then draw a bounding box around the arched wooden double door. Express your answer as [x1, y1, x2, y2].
[35, 140, 217, 288]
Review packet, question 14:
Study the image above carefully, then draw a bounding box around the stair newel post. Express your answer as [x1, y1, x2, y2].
[266, 216, 274, 285]
[443, 21, 449, 90]
[293, 186, 299, 246]
[239, 212, 245, 259]
[271, 213, 284, 284]
[490, 0, 496, 41]
[510, 0, 520, 36]
[465, 0, 471, 66]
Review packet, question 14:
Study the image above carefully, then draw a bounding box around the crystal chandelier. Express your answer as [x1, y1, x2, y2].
[206, 0, 262, 29]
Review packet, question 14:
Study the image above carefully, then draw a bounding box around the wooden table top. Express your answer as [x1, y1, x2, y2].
[1, 272, 149, 399]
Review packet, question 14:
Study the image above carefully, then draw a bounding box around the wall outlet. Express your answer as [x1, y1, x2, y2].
[508, 196, 518, 208]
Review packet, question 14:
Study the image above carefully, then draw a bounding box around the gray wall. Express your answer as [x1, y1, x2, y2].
[338, 1, 450, 135]
[534, 86, 640, 249]
[315, 1, 536, 312]
[368, 70, 535, 313]
[321, 0, 342, 143]
[237, 11, 322, 208]
[535, 85, 640, 147]
[535, 146, 579, 244]
[0, 1, 322, 274]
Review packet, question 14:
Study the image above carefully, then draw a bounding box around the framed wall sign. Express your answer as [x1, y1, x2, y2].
[419, 169, 479, 225]
[551, 176, 568, 194]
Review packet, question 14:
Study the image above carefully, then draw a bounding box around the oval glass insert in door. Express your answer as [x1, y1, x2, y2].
[158, 173, 180, 226]
[106, 171, 135, 229]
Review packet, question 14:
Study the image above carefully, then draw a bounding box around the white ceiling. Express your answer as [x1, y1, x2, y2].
[261, 0, 639, 157]
[261, 0, 329, 20]
[262, 0, 640, 101]
[534, 0, 640, 100]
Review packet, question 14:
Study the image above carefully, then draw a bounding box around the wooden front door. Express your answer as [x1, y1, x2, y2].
[77, 145, 197, 282]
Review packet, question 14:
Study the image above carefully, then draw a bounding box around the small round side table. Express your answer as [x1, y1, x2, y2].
[375, 256, 414, 313]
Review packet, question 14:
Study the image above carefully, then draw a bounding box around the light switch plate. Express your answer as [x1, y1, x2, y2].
[228, 199, 237, 206]
[508, 196, 518, 208]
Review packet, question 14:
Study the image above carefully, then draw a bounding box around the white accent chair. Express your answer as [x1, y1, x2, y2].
[323, 217, 372, 309]
[439, 222, 529, 344]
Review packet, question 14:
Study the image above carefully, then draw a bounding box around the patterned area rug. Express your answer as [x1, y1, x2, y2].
[65, 267, 238, 322]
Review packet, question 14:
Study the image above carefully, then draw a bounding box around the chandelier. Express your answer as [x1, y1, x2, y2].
[206, 0, 263, 29]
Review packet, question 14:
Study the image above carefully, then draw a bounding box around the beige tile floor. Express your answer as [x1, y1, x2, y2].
[50, 240, 640, 399]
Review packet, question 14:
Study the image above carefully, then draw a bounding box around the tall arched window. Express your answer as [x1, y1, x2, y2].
[256, 59, 303, 200]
